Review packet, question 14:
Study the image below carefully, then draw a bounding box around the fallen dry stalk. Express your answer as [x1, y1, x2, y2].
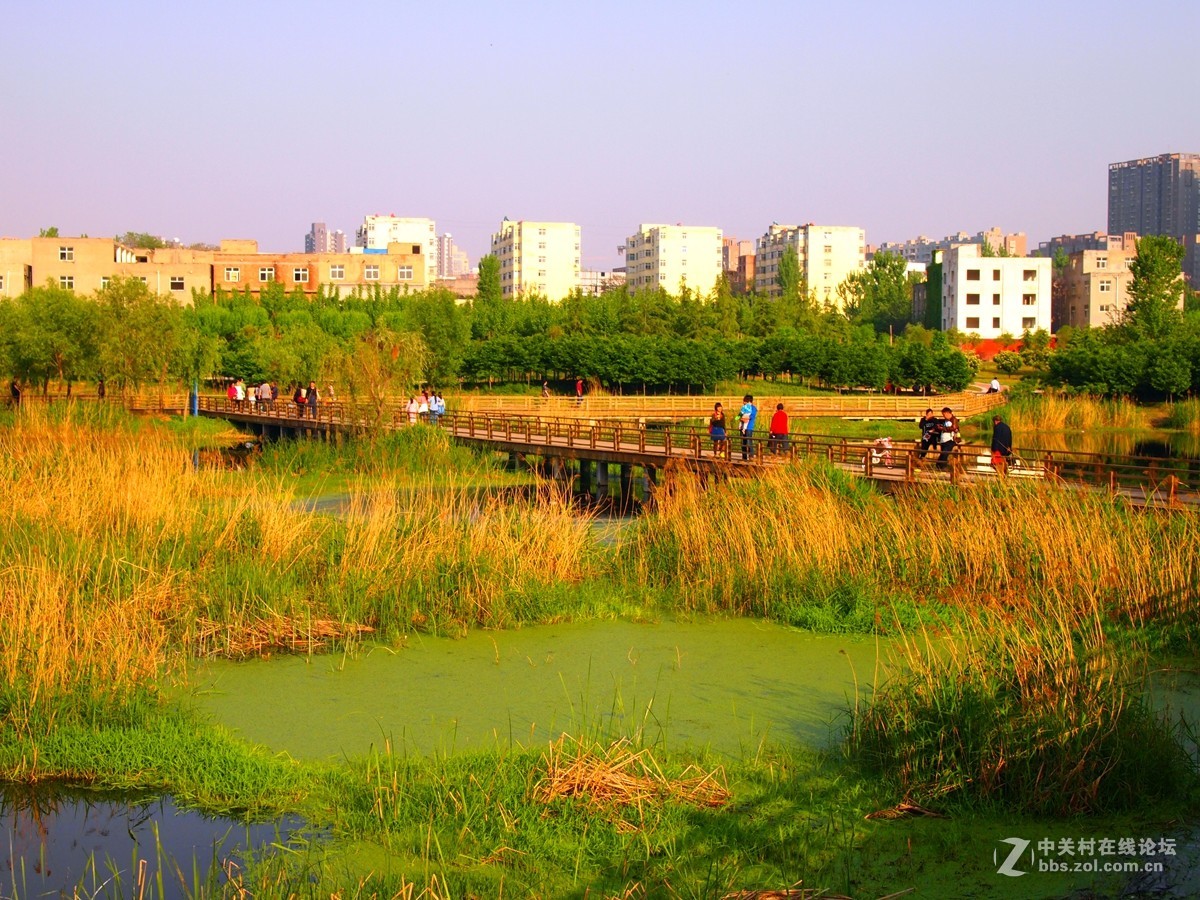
[535, 736, 729, 811]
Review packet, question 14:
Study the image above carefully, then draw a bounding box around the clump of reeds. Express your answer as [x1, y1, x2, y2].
[1162, 398, 1200, 432]
[1004, 393, 1147, 431]
[630, 462, 1200, 634]
[847, 601, 1196, 815]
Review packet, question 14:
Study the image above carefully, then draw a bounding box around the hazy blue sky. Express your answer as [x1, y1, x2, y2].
[3, 0, 1197, 268]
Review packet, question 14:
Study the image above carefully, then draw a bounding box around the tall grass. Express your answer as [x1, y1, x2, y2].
[629, 461, 1200, 633]
[1003, 393, 1148, 431]
[848, 600, 1197, 815]
[0, 407, 597, 729]
[1162, 398, 1200, 432]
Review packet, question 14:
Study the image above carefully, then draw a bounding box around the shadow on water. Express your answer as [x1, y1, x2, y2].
[0, 784, 306, 898]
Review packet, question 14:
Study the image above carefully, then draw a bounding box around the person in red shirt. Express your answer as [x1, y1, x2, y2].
[768, 403, 789, 455]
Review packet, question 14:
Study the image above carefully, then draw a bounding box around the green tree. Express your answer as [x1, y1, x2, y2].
[471, 255, 505, 340]
[38, 226, 59, 238]
[837, 251, 915, 333]
[1124, 235, 1185, 340]
[95, 277, 184, 391]
[116, 231, 167, 249]
[776, 245, 801, 302]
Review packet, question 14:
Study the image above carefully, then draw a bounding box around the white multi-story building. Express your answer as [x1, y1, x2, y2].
[941, 244, 1051, 337]
[623, 224, 723, 295]
[754, 224, 865, 304]
[490, 219, 581, 300]
[356, 215, 438, 277]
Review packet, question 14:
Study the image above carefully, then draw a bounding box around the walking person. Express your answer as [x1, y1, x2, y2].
[575, 377, 584, 406]
[768, 403, 789, 455]
[991, 415, 1014, 475]
[918, 408, 938, 459]
[709, 402, 728, 457]
[936, 406, 960, 470]
[307, 381, 319, 419]
[739, 394, 758, 461]
[406, 395, 419, 426]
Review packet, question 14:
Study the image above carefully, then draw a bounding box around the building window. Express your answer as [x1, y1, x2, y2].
[412, 244, 421, 254]
[992, 318, 1000, 329]
[538, 228, 546, 236]
[1022, 317, 1036, 329]
[365, 265, 380, 281]
[225, 267, 240, 282]
[60, 275, 74, 290]
[992, 270, 1001, 281]
[170, 276, 185, 291]
[966, 269, 980, 281]
[397, 266, 413, 280]
[1023, 269, 1037, 281]
[823, 245, 832, 253]
[538, 242, 546, 249]
[538, 256, 546, 264]
[0, 275, 4, 291]
[1099, 280, 1112, 293]
[293, 268, 309, 283]
[137, 276, 147, 285]
[100, 276, 109, 289]
[59, 246, 74, 262]
[965, 317, 980, 329]
[330, 265, 344, 280]
[992, 294, 1001, 305]
[1022, 294, 1036, 305]
[259, 267, 275, 282]
[1099, 305, 1110, 312]
[1095, 257, 1107, 269]
[966, 293, 980, 305]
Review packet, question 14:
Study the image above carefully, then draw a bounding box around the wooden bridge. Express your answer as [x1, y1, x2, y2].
[195, 397, 1200, 509]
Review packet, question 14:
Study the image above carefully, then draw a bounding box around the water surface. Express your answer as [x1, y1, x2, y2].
[193, 619, 886, 759]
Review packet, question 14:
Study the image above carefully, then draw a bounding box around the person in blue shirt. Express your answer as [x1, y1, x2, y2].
[738, 394, 758, 461]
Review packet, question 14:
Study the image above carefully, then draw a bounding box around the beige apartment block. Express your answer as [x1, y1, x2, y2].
[490, 220, 581, 300]
[941, 244, 1051, 338]
[357, 215, 438, 276]
[623, 224, 723, 295]
[0, 239, 33, 298]
[755, 224, 865, 305]
[3, 237, 211, 302]
[1054, 246, 1139, 331]
[213, 239, 427, 296]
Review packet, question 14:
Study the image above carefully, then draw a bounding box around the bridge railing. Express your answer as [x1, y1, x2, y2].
[440, 411, 1198, 501]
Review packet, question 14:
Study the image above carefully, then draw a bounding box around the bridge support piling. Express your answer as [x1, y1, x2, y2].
[597, 462, 610, 499]
[643, 466, 657, 506]
[619, 463, 633, 512]
[579, 459, 593, 497]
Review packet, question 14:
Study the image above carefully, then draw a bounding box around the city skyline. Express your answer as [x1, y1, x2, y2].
[2, 1, 1197, 270]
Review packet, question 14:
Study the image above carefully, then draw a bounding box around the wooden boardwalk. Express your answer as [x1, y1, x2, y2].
[195, 398, 1200, 509]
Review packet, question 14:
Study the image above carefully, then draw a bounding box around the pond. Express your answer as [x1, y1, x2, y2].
[192, 619, 887, 759]
[0, 785, 305, 898]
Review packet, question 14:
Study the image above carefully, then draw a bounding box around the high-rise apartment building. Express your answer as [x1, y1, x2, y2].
[1108, 153, 1200, 283]
[755, 224, 865, 304]
[436, 233, 471, 279]
[623, 224, 723, 295]
[305, 222, 346, 254]
[357, 215, 438, 277]
[941, 244, 1050, 338]
[490, 219, 581, 300]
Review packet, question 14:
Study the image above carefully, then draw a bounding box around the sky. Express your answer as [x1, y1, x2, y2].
[2, 0, 1198, 270]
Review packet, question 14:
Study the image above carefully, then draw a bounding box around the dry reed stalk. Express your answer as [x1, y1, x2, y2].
[193, 614, 375, 658]
[535, 736, 729, 811]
